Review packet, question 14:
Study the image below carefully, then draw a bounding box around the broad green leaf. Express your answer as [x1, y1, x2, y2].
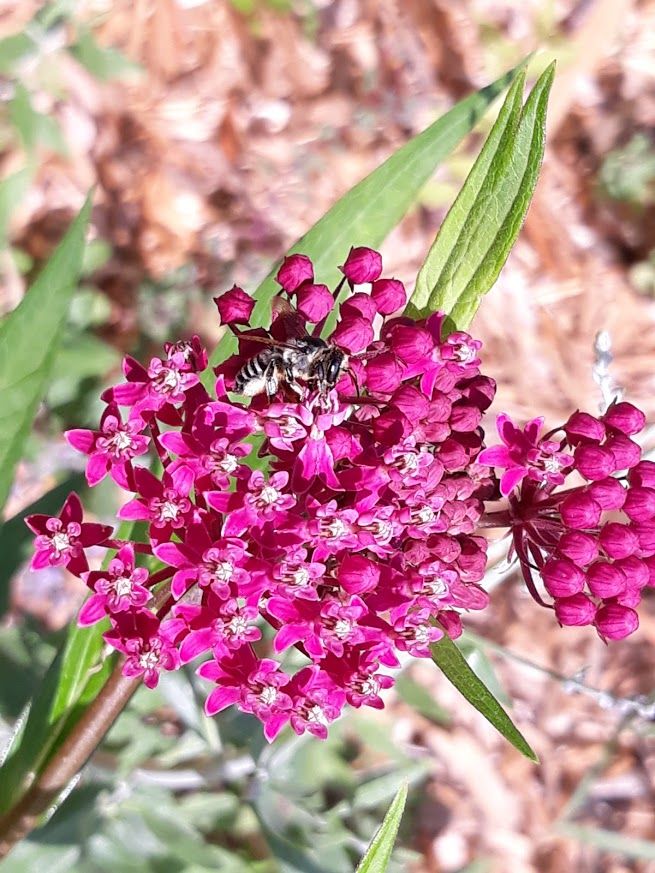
[408, 63, 555, 329]
[206, 60, 527, 379]
[430, 634, 538, 762]
[0, 196, 91, 513]
[355, 782, 407, 873]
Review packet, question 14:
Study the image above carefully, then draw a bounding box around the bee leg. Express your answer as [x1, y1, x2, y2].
[264, 359, 280, 397]
[283, 361, 304, 397]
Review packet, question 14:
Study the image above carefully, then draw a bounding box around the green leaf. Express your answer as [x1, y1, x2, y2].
[0, 33, 36, 75]
[69, 29, 141, 81]
[0, 195, 91, 513]
[0, 618, 109, 814]
[430, 634, 538, 762]
[9, 83, 68, 156]
[555, 823, 655, 861]
[408, 62, 555, 329]
[206, 60, 527, 379]
[355, 782, 407, 873]
[394, 671, 452, 725]
[0, 167, 32, 248]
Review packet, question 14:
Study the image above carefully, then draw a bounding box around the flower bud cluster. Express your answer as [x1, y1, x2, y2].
[481, 403, 654, 640]
[28, 247, 496, 740]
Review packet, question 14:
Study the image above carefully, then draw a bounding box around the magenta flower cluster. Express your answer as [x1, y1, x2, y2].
[481, 404, 655, 640]
[26, 246, 498, 741]
[26, 243, 653, 740]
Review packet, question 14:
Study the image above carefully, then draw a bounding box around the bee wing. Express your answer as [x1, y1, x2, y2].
[271, 295, 310, 340]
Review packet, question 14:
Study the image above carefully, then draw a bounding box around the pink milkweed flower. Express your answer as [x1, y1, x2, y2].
[211, 470, 296, 536]
[102, 352, 199, 415]
[392, 604, 444, 657]
[171, 593, 261, 662]
[105, 610, 180, 689]
[271, 547, 326, 601]
[66, 404, 149, 488]
[199, 651, 293, 741]
[26, 492, 113, 578]
[287, 666, 346, 739]
[79, 544, 151, 625]
[154, 524, 250, 599]
[118, 465, 195, 541]
[479, 414, 573, 496]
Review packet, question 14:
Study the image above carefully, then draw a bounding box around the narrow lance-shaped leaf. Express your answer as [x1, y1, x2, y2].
[408, 63, 555, 329]
[206, 60, 528, 380]
[355, 782, 408, 873]
[431, 634, 538, 762]
[0, 196, 91, 513]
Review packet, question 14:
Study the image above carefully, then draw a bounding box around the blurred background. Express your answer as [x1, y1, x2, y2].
[1, 1, 655, 871]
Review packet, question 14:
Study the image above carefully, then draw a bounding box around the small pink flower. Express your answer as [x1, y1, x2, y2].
[66, 404, 149, 488]
[26, 492, 113, 578]
[79, 544, 151, 625]
[106, 611, 180, 689]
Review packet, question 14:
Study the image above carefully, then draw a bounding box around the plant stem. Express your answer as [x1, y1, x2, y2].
[0, 581, 173, 858]
[0, 663, 139, 858]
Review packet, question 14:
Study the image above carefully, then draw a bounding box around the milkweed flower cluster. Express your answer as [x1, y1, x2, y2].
[480, 404, 655, 640]
[25, 245, 653, 740]
[26, 247, 498, 740]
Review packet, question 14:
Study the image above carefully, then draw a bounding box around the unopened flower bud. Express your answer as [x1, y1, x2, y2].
[214, 285, 255, 325]
[605, 434, 641, 471]
[560, 492, 602, 529]
[542, 558, 585, 597]
[365, 353, 403, 394]
[371, 278, 406, 315]
[599, 522, 639, 559]
[586, 561, 627, 598]
[629, 460, 655, 489]
[587, 477, 626, 510]
[276, 254, 314, 292]
[613, 556, 649, 589]
[337, 554, 380, 594]
[564, 411, 605, 445]
[623, 487, 655, 522]
[331, 315, 374, 353]
[602, 401, 646, 436]
[631, 522, 655, 552]
[341, 292, 378, 321]
[554, 593, 597, 626]
[295, 283, 334, 322]
[340, 246, 383, 284]
[594, 603, 639, 640]
[556, 530, 599, 566]
[574, 445, 616, 480]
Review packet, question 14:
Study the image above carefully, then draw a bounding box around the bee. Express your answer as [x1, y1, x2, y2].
[234, 298, 349, 398]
